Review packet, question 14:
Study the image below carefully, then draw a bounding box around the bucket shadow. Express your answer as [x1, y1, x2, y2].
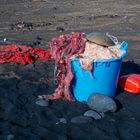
[120, 60, 140, 75]
[114, 99, 123, 112]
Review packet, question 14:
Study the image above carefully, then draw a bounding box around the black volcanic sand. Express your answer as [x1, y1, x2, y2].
[0, 0, 140, 140]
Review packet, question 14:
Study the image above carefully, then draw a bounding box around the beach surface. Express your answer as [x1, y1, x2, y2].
[0, 0, 140, 140]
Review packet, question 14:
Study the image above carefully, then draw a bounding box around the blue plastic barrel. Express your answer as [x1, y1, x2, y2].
[71, 41, 128, 102]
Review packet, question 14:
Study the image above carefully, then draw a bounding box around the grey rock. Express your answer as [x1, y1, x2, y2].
[110, 118, 116, 122]
[86, 32, 115, 47]
[59, 118, 67, 124]
[35, 99, 49, 107]
[71, 115, 93, 124]
[87, 93, 117, 113]
[7, 134, 15, 140]
[84, 110, 101, 120]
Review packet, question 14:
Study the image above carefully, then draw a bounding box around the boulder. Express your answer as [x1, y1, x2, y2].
[87, 93, 117, 113]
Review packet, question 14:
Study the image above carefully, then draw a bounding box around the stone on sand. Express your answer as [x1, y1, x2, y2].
[87, 93, 117, 113]
[59, 118, 67, 124]
[35, 99, 49, 107]
[84, 110, 101, 120]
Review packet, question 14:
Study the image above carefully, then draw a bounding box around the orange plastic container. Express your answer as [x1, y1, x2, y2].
[118, 74, 140, 94]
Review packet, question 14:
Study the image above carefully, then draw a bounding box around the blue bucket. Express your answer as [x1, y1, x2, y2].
[71, 41, 128, 102]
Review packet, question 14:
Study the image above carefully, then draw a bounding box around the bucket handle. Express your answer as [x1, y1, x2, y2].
[106, 32, 118, 45]
[119, 41, 128, 50]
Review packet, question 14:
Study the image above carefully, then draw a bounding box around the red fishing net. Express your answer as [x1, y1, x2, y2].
[0, 32, 86, 101]
[0, 44, 52, 64]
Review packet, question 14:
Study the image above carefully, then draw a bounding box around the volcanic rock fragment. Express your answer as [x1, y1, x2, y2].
[87, 93, 117, 113]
